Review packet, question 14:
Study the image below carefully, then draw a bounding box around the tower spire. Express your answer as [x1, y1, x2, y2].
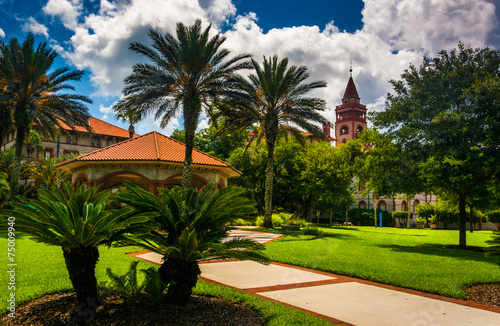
[349, 60, 352, 78]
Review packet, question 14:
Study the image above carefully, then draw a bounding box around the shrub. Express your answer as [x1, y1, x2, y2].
[106, 261, 144, 299]
[392, 211, 412, 225]
[416, 203, 436, 219]
[255, 214, 285, 227]
[302, 226, 325, 237]
[486, 211, 500, 224]
[348, 208, 392, 226]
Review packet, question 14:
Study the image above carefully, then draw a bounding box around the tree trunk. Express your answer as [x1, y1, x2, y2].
[62, 246, 100, 309]
[263, 136, 276, 228]
[9, 125, 27, 201]
[182, 98, 201, 194]
[305, 194, 317, 222]
[458, 193, 467, 248]
[469, 205, 474, 233]
[407, 195, 411, 229]
[373, 192, 378, 228]
[329, 210, 332, 225]
[159, 258, 201, 307]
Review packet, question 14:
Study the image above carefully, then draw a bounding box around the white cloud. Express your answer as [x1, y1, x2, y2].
[22, 17, 49, 38]
[0, 28, 4, 38]
[362, 0, 496, 54]
[46, 0, 497, 132]
[98, 103, 113, 120]
[197, 119, 210, 131]
[43, 0, 83, 31]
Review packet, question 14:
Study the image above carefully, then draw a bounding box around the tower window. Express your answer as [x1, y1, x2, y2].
[357, 126, 363, 134]
[341, 126, 349, 135]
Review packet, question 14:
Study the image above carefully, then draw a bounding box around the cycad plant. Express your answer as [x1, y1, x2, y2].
[115, 182, 269, 306]
[0, 183, 152, 309]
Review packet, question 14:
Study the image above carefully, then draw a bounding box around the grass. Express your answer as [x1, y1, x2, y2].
[264, 226, 500, 299]
[0, 232, 332, 325]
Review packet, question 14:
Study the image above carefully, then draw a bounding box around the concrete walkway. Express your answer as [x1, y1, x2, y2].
[130, 229, 500, 326]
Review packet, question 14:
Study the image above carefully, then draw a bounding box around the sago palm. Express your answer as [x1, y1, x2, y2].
[0, 33, 91, 200]
[219, 55, 329, 228]
[113, 19, 251, 192]
[114, 182, 269, 306]
[0, 183, 152, 309]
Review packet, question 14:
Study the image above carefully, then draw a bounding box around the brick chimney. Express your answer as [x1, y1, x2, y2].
[322, 124, 331, 137]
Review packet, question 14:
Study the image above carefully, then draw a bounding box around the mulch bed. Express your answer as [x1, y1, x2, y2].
[465, 284, 500, 308]
[0, 293, 264, 326]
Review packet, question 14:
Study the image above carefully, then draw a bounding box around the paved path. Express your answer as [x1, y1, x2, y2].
[130, 229, 500, 326]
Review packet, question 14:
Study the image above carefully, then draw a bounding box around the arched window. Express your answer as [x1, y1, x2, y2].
[359, 201, 366, 209]
[357, 126, 363, 134]
[341, 126, 349, 135]
[378, 200, 387, 211]
[413, 200, 420, 213]
[401, 200, 407, 211]
[342, 139, 347, 144]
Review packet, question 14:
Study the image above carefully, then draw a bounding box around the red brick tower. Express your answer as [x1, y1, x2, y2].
[335, 68, 367, 146]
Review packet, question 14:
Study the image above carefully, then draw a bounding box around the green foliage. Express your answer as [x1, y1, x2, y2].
[106, 261, 145, 299]
[301, 226, 325, 238]
[255, 214, 284, 227]
[486, 211, 500, 223]
[416, 203, 436, 219]
[392, 211, 412, 223]
[348, 208, 392, 226]
[0, 172, 8, 208]
[415, 217, 426, 223]
[142, 267, 166, 300]
[29, 155, 71, 187]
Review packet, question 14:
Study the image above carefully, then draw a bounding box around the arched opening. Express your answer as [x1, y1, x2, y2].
[163, 173, 209, 190]
[401, 200, 407, 211]
[217, 178, 226, 189]
[359, 201, 366, 209]
[96, 171, 150, 191]
[413, 199, 420, 213]
[341, 126, 349, 135]
[74, 173, 88, 186]
[377, 200, 387, 211]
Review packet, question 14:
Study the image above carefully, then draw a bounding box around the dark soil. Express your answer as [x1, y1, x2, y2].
[0, 292, 264, 326]
[465, 283, 500, 308]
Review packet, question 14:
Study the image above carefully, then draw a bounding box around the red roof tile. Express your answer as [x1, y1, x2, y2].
[57, 131, 240, 174]
[60, 116, 139, 138]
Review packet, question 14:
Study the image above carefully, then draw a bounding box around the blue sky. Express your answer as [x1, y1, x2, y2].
[1, 0, 499, 135]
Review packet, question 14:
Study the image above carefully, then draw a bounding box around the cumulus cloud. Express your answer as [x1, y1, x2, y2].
[362, 0, 496, 54]
[43, 0, 83, 31]
[197, 119, 210, 131]
[0, 28, 5, 38]
[22, 17, 49, 38]
[98, 103, 113, 120]
[44, 0, 497, 134]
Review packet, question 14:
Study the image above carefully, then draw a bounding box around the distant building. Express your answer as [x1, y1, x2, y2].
[1, 116, 137, 159]
[334, 71, 437, 225]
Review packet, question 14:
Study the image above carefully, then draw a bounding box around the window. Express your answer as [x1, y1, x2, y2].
[413, 200, 420, 213]
[91, 137, 95, 146]
[341, 126, 348, 135]
[342, 139, 347, 143]
[359, 201, 366, 209]
[66, 135, 71, 143]
[378, 200, 386, 211]
[96, 137, 101, 147]
[401, 201, 407, 211]
[357, 126, 363, 134]
[44, 150, 52, 160]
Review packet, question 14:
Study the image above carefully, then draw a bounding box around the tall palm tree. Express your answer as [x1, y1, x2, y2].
[219, 55, 329, 228]
[113, 19, 252, 192]
[0, 33, 92, 200]
[114, 182, 268, 306]
[0, 183, 152, 309]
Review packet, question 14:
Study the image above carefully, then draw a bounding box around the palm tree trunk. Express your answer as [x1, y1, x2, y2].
[8, 125, 27, 201]
[182, 98, 201, 194]
[62, 246, 100, 309]
[264, 135, 276, 228]
[458, 192, 467, 248]
[159, 258, 201, 307]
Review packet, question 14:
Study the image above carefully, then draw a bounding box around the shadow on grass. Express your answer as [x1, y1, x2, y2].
[277, 232, 356, 242]
[0, 232, 30, 240]
[375, 243, 496, 264]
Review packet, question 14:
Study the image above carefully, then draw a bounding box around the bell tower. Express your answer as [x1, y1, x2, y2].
[335, 67, 367, 146]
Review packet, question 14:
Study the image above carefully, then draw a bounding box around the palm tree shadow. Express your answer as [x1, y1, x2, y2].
[375, 243, 496, 265]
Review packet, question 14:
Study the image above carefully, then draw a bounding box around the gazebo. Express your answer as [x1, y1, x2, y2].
[56, 131, 241, 192]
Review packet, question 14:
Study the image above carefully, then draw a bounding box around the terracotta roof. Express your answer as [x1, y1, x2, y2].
[343, 77, 359, 99]
[59, 116, 139, 138]
[56, 131, 241, 175]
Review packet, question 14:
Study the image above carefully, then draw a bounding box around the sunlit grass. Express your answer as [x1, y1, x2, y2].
[264, 226, 500, 299]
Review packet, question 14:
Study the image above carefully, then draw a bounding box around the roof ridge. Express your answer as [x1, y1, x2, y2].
[153, 131, 160, 160]
[155, 132, 233, 167]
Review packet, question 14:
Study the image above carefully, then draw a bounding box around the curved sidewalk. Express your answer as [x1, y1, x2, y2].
[130, 229, 500, 326]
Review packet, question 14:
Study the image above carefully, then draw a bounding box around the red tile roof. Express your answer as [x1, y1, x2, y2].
[60, 116, 138, 138]
[57, 131, 240, 175]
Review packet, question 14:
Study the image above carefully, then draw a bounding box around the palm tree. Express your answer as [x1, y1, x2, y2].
[0, 183, 151, 309]
[0, 33, 92, 200]
[29, 156, 71, 187]
[219, 55, 329, 228]
[114, 182, 269, 306]
[113, 19, 252, 192]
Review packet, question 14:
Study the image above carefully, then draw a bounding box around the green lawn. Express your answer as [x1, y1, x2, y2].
[0, 232, 331, 325]
[264, 226, 500, 299]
